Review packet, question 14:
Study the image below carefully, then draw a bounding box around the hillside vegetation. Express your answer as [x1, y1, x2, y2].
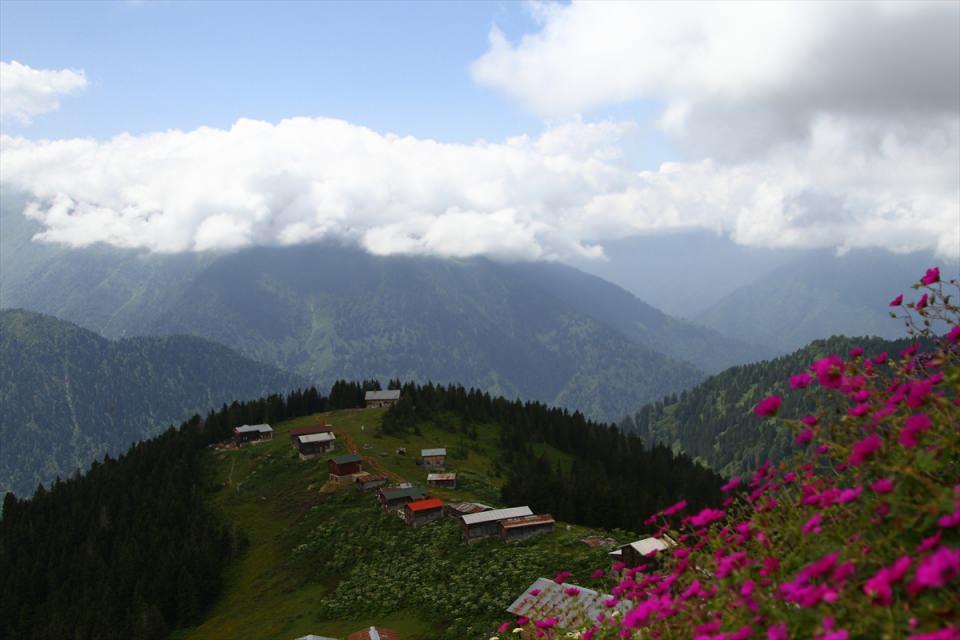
[621, 335, 918, 477]
[0, 309, 307, 496]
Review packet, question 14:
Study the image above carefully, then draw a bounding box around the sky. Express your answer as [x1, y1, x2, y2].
[1, 0, 958, 261]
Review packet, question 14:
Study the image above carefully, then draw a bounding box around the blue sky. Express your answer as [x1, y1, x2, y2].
[0, 0, 671, 162]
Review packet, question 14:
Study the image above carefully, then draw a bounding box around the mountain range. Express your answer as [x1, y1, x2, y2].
[0, 308, 306, 496]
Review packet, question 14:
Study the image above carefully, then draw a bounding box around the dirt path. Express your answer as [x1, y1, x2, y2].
[339, 431, 406, 483]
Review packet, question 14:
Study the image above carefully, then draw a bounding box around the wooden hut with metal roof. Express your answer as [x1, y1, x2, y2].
[426, 472, 456, 488]
[378, 485, 427, 511]
[500, 513, 555, 543]
[328, 453, 363, 479]
[232, 424, 273, 445]
[460, 506, 533, 542]
[419, 448, 446, 469]
[364, 389, 401, 408]
[403, 498, 444, 527]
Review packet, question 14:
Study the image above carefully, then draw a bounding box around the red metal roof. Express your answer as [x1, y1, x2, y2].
[405, 498, 443, 512]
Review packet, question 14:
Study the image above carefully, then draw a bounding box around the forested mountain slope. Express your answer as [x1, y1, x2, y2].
[0, 309, 307, 496]
[620, 335, 917, 477]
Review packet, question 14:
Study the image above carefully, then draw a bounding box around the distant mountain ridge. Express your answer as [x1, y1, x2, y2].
[620, 335, 917, 478]
[2, 201, 769, 422]
[0, 309, 308, 496]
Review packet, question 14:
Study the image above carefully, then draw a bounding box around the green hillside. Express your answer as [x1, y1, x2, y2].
[175, 408, 613, 640]
[621, 334, 918, 477]
[0, 309, 307, 496]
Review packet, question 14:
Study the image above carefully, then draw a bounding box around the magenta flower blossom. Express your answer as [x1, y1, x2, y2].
[948, 325, 960, 345]
[721, 476, 742, 493]
[899, 413, 932, 449]
[870, 478, 894, 494]
[938, 508, 960, 529]
[662, 500, 687, 517]
[848, 402, 871, 417]
[811, 355, 845, 388]
[754, 395, 782, 417]
[690, 508, 726, 528]
[837, 486, 863, 503]
[848, 434, 883, 466]
[564, 587, 581, 597]
[864, 556, 911, 605]
[889, 294, 904, 306]
[908, 629, 960, 640]
[921, 267, 940, 285]
[909, 547, 960, 594]
[803, 513, 823, 534]
[917, 530, 943, 553]
[552, 571, 570, 584]
[790, 372, 814, 389]
[916, 293, 929, 311]
[849, 347, 864, 359]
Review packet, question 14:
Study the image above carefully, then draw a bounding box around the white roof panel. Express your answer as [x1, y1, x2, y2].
[421, 448, 446, 457]
[461, 506, 532, 526]
[235, 423, 273, 433]
[297, 432, 336, 444]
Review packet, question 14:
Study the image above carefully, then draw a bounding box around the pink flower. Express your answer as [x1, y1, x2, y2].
[591, 569, 604, 580]
[848, 434, 882, 466]
[870, 478, 894, 494]
[754, 395, 782, 417]
[553, 571, 570, 584]
[662, 500, 687, 517]
[722, 476, 742, 492]
[948, 325, 960, 345]
[796, 428, 815, 445]
[899, 413, 932, 449]
[864, 556, 911, 605]
[564, 587, 581, 597]
[767, 623, 788, 640]
[918, 530, 943, 553]
[811, 355, 845, 388]
[849, 347, 864, 359]
[837, 486, 863, 504]
[690, 508, 726, 528]
[848, 403, 871, 417]
[873, 352, 888, 364]
[917, 293, 929, 311]
[790, 372, 814, 389]
[890, 294, 904, 306]
[908, 629, 960, 640]
[529, 588, 541, 595]
[909, 547, 960, 594]
[803, 513, 823, 534]
[939, 507, 960, 529]
[498, 621, 512, 633]
[921, 267, 941, 285]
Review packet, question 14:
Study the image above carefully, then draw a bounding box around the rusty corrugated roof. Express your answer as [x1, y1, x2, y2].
[500, 513, 555, 529]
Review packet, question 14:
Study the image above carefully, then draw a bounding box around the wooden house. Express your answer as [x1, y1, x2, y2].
[446, 501, 493, 519]
[378, 485, 427, 511]
[232, 424, 273, 445]
[612, 536, 676, 570]
[500, 513, 555, 543]
[355, 474, 388, 491]
[295, 432, 337, 457]
[426, 472, 456, 488]
[460, 506, 532, 543]
[289, 424, 333, 443]
[346, 627, 401, 640]
[403, 498, 444, 527]
[328, 454, 363, 479]
[364, 389, 401, 408]
[419, 448, 446, 469]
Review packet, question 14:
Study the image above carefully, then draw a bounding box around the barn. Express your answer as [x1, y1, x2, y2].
[328, 454, 363, 479]
[614, 536, 676, 569]
[419, 448, 446, 469]
[500, 513, 555, 543]
[426, 472, 456, 488]
[365, 389, 401, 408]
[378, 485, 427, 511]
[295, 432, 337, 457]
[232, 424, 273, 445]
[289, 424, 333, 443]
[403, 498, 445, 527]
[460, 506, 533, 542]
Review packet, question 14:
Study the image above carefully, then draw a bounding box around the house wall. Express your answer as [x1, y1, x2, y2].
[407, 508, 443, 527]
[422, 456, 445, 469]
[502, 522, 554, 543]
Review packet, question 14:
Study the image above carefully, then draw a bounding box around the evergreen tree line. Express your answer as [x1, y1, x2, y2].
[383, 382, 724, 533]
[0, 386, 330, 640]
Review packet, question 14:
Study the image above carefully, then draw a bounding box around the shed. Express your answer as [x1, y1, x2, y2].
[403, 498, 445, 527]
[232, 424, 273, 444]
[289, 424, 333, 442]
[365, 389, 401, 408]
[461, 506, 533, 542]
[355, 474, 388, 491]
[346, 627, 401, 640]
[378, 485, 427, 511]
[446, 502, 493, 519]
[420, 448, 446, 469]
[328, 454, 363, 478]
[296, 432, 337, 457]
[426, 472, 457, 488]
[618, 535, 676, 569]
[507, 577, 629, 632]
[500, 513, 555, 543]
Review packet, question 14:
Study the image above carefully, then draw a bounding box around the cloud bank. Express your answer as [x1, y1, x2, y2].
[0, 61, 87, 125]
[2, 115, 957, 259]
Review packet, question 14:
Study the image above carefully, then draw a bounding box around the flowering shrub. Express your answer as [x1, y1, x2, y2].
[496, 269, 959, 639]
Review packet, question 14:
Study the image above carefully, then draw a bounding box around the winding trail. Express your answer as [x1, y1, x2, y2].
[338, 431, 405, 483]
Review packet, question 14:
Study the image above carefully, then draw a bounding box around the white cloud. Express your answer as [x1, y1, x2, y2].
[0, 61, 87, 125]
[1, 115, 957, 260]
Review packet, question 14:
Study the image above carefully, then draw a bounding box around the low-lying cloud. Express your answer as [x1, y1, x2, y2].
[2, 115, 957, 259]
[0, 60, 87, 125]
